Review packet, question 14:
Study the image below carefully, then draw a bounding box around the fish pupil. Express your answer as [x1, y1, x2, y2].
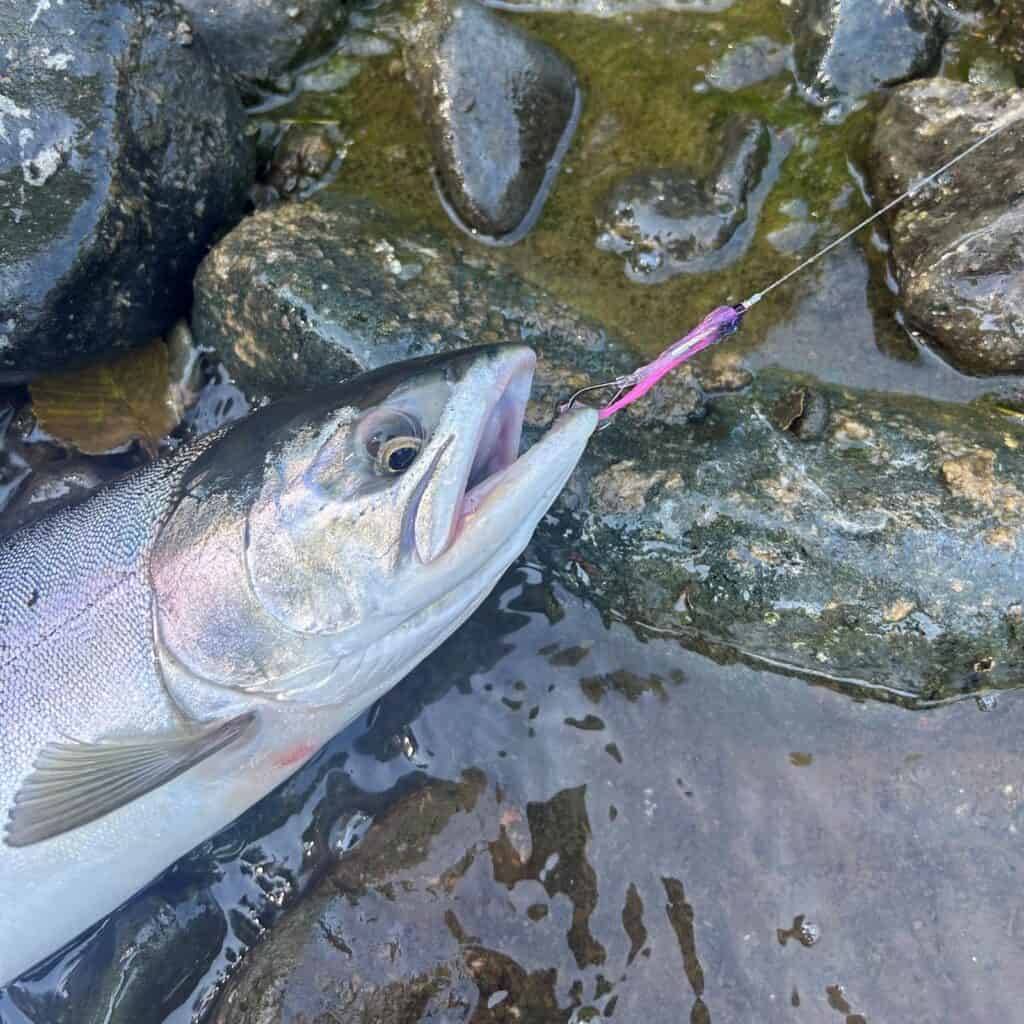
[385, 442, 419, 473]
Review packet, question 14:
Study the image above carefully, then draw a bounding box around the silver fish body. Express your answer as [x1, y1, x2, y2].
[0, 345, 597, 984]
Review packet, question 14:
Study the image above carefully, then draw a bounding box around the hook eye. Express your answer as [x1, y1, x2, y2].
[559, 378, 633, 417]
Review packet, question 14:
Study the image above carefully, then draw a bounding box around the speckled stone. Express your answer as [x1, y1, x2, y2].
[871, 80, 1024, 375]
[0, 0, 252, 380]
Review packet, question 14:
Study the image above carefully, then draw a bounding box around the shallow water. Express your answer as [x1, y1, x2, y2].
[267, 0, 1018, 402]
[3, 560, 1021, 1022]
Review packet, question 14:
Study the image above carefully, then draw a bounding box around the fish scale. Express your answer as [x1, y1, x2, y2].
[0, 444, 205, 810]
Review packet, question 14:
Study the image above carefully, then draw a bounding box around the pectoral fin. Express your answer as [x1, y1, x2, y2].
[4, 712, 257, 847]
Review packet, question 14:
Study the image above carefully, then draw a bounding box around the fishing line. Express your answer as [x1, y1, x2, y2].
[564, 110, 1022, 422]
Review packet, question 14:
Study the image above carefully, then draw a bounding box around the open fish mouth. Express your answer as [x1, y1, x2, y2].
[456, 351, 536, 529]
[442, 348, 596, 563]
[405, 345, 596, 581]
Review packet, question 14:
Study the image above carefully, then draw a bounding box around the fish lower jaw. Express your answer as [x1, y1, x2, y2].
[452, 405, 598, 553]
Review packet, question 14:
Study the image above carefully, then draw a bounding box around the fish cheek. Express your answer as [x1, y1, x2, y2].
[151, 490, 316, 689]
[246, 483, 365, 635]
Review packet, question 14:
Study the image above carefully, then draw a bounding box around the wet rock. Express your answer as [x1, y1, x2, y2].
[770, 383, 830, 440]
[209, 774, 476, 1023]
[403, 0, 580, 242]
[191, 193, 694, 415]
[789, 0, 945, 119]
[0, 0, 252, 380]
[176, 0, 348, 85]
[595, 116, 779, 283]
[554, 372, 1024, 703]
[211, 772, 602, 1023]
[870, 81, 1024, 375]
[195, 193, 1024, 703]
[3, 887, 227, 1024]
[703, 36, 791, 93]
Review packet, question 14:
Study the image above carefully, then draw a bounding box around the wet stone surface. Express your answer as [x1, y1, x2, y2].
[0, 0, 252, 380]
[703, 36, 791, 93]
[789, 0, 946, 120]
[176, 0, 349, 86]
[257, 123, 347, 205]
[403, 0, 579, 242]
[870, 80, 1024, 375]
[191, 192, 674, 411]
[557, 370, 1024, 704]
[595, 116, 780, 283]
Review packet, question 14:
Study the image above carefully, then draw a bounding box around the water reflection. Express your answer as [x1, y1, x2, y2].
[1, 561, 1022, 1022]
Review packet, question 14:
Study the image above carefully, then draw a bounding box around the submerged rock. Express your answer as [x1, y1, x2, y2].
[0, 0, 252, 380]
[260, 123, 347, 203]
[595, 117, 780, 283]
[211, 773, 592, 1023]
[870, 81, 1024, 375]
[789, 0, 945, 119]
[3, 888, 227, 1024]
[403, 0, 580, 242]
[195, 193, 1024, 703]
[176, 0, 348, 85]
[704, 36, 791, 93]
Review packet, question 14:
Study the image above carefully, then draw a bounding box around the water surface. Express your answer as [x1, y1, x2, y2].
[3, 561, 1020, 1022]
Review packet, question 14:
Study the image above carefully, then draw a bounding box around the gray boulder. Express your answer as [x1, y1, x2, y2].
[870, 80, 1024, 375]
[555, 374, 1024, 705]
[194, 192, 1024, 704]
[0, 0, 252, 380]
[176, 0, 348, 86]
[403, 0, 580, 243]
[789, 0, 945, 119]
[192, 193, 697, 417]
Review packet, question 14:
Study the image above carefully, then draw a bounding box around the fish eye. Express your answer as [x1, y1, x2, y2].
[357, 408, 425, 475]
[378, 435, 422, 474]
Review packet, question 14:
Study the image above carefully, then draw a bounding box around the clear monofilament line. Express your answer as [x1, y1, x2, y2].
[741, 114, 1020, 309]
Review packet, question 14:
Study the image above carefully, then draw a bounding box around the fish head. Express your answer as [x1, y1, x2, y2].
[154, 345, 596, 707]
